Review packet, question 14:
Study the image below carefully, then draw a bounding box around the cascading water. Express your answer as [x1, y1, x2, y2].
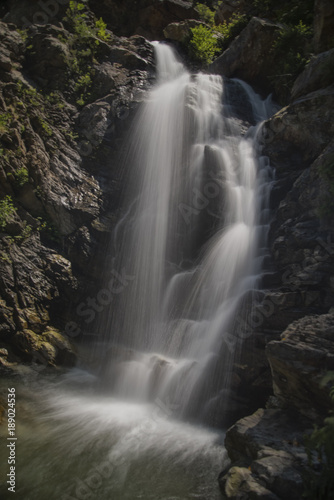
[3, 43, 279, 500]
[105, 43, 276, 420]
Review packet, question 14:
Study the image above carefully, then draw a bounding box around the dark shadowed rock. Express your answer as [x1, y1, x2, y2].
[266, 313, 334, 419]
[88, 0, 198, 40]
[291, 48, 334, 100]
[214, 0, 247, 25]
[209, 17, 281, 93]
[221, 408, 313, 499]
[263, 86, 334, 167]
[313, 0, 334, 53]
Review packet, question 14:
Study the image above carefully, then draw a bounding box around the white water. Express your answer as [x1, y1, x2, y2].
[105, 43, 276, 419]
[6, 44, 278, 500]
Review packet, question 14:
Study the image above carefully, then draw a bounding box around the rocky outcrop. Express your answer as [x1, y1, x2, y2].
[220, 408, 313, 499]
[267, 313, 334, 419]
[0, 5, 155, 368]
[209, 18, 281, 95]
[163, 19, 204, 43]
[291, 48, 334, 100]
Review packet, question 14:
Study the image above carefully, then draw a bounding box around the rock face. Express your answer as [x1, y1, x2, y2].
[209, 17, 281, 94]
[291, 48, 334, 100]
[220, 408, 313, 500]
[0, 4, 155, 369]
[267, 314, 334, 419]
[87, 0, 199, 40]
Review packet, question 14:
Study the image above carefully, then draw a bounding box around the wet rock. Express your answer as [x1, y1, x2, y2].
[13, 326, 76, 367]
[209, 17, 281, 94]
[291, 48, 334, 100]
[266, 313, 334, 419]
[221, 408, 312, 499]
[219, 466, 279, 499]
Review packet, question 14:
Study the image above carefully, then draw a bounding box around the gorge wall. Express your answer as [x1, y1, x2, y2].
[0, 1, 334, 499]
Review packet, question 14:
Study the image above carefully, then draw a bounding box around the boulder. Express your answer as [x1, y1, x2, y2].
[209, 17, 281, 94]
[266, 313, 334, 419]
[313, 0, 334, 53]
[291, 48, 334, 100]
[219, 466, 279, 499]
[221, 408, 312, 499]
[163, 19, 204, 43]
[263, 86, 334, 168]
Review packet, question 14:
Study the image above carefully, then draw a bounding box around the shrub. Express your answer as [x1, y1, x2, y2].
[0, 196, 16, 230]
[195, 3, 215, 25]
[270, 21, 313, 102]
[14, 167, 29, 188]
[95, 18, 111, 42]
[189, 24, 219, 65]
[0, 112, 11, 134]
[215, 13, 248, 50]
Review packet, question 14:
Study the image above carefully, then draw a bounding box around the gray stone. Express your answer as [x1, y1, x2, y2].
[209, 17, 281, 92]
[292, 48, 334, 101]
[266, 314, 334, 418]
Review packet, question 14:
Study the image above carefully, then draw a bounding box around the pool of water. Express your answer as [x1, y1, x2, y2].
[0, 369, 227, 500]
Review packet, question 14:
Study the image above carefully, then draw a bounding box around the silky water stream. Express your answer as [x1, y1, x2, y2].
[0, 44, 278, 500]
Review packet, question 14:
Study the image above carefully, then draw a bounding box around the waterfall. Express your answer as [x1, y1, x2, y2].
[11, 44, 279, 500]
[104, 43, 276, 421]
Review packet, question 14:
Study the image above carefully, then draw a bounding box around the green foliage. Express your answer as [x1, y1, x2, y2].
[303, 373, 334, 499]
[0, 196, 16, 230]
[0, 112, 11, 134]
[38, 117, 53, 137]
[270, 21, 312, 102]
[95, 18, 111, 42]
[36, 217, 60, 243]
[20, 222, 32, 240]
[195, 3, 215, 25]
[63, 2, 111, 106]
[75, 73, 92, 105]
[16, 28, 28, 42]
[14, 167, 29, 188]
[215, 13, 248, 50]
[252, 0, 314, 26]
[189, 25, 219, 65]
